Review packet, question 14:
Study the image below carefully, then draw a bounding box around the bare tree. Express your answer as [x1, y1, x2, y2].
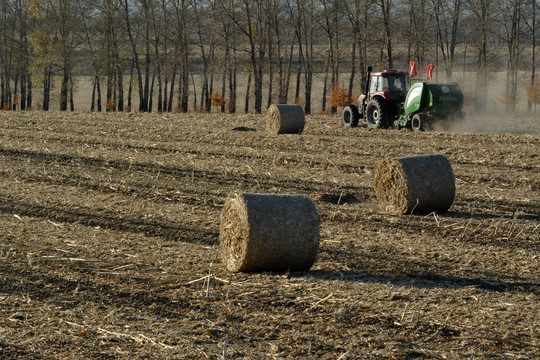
[464, 0, 492, 112]
[190, 0, 218, 112]
[318, 0, 342, 113]
[122, 0, 147, 111]
[0, 0, 18, 110]
[81, 2, 102, 111]
[521, 0, 539, 112]
[26, 0, 78, 111]
[493, 0, 525, 112]
[287, 0, 315, 114]
[377, 0, 394, 69]
[214, 0, 238, 112]
[171, 0, 190, 112]
[430, 0, 463, 80]
[403, 0, 432, 72]
[343, 0, 370, 97]
[269, 0, 295, 104]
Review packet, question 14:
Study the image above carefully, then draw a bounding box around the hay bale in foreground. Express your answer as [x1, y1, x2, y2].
[374, 154, 455, 214]
[265, 104, 305, 134]
[220, 192, 319, 272]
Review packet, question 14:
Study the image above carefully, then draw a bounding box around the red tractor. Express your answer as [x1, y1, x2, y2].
[343, 66, 409, 129]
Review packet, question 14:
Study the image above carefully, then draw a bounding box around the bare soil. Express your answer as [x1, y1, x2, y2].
[0, 111, 538, 359]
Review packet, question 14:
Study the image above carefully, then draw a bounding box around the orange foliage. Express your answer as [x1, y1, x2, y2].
[13, 94, 19, 106]
[2, 103, 11, 110]
[106, 100, 116, 112]
[500, 89, 516, 105]
[330, 85, 351, 108]
[227, 100, 236, 113]
[526, 75, 540, 105]
[123, 105, 131, 112]
[210, 93, 226, 107]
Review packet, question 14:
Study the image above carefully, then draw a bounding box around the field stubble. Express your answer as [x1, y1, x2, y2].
[0, 111, 538, 359]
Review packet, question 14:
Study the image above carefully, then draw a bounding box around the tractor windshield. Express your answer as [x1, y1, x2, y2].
[383, 75, 408, 91]
[371, 74, 409, 93]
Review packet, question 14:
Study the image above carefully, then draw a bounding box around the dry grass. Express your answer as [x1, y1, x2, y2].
[0, 111, 538, 359]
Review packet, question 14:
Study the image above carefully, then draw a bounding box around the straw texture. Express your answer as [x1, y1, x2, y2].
[265, 104, 305, 134]
[220, 192, 319, 272]
[374, 155, 456, 214]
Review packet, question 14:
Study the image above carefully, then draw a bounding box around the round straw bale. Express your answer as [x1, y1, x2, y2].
[265, 104, 305, 134]
[374, 154, 455, 214]
[220, 192, 319, 272]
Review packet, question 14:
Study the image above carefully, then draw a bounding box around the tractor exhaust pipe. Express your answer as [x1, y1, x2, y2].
[363, 66, 373, 108]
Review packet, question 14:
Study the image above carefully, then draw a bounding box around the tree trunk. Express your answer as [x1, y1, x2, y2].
[69, 73, 74, 111]
[191, 72, 197, 110]
[168, 64, 177, 112]
[149, 70, 155, 113]
[43, 66, 51, 111]
[26, 71, 32, 110]
[245, 71, 251, 113]
[530, 0, 537, 112]
[295, 54, 301, 104]
[13, 71, 18, 111]
[380, 0, 393, 69]
[123, 0, 146, 112]
[229, 43, 237, 113]
[348, 42, 356, 97]
[221, 68, 226, 113]
[91, 77, 96, 112]
[322, 56, 329, 113]
[96, 75, 102, 112]
[128, 59, 134, 110]
[60, 62, 69, 111]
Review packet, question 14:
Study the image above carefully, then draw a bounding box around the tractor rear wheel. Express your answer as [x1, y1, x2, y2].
[411, 113, 425, 132]
[342, 104, 360, 127]
[366, 98, 390, 129]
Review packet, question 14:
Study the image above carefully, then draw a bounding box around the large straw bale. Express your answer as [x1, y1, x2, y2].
[220, 192, 319, 272]
[265, 104, 305, 134]
[374, 154, 455, 214]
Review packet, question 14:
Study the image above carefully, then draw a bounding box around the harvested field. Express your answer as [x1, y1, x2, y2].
[0, 111, 538, 359]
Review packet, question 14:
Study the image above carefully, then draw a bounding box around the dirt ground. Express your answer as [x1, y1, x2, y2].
[0, 111, 538, 359]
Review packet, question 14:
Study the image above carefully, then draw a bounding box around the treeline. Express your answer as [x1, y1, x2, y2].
[0, 0, 538, 114]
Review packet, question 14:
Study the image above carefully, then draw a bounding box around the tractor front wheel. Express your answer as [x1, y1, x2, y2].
[342, 104, 360, 127]
[411, 113, 425, 132]
[366, 98, 390, 129]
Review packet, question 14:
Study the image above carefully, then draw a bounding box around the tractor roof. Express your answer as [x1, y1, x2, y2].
[370, 70, 408, 76]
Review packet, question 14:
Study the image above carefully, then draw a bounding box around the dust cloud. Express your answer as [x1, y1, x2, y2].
[436, 112, 539, 134]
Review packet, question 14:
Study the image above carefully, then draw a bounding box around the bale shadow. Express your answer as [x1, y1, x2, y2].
[440, 210, 540, 222]
[318, 193, 360, 205]
[290, 270, 540, 294]
[231, 126, 257, 132]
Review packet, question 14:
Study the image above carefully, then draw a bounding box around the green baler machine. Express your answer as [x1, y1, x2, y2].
[397, 82, 464, 131]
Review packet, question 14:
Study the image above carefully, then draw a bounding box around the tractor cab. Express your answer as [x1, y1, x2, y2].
[359, 70, 409, 107]
[368, 70, 409, 97]
[343, 67, 410, 128]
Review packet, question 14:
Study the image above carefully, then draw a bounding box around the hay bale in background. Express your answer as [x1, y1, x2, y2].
[265, 104, 305, 134]
[220, 192, 319, 272]
[374, 155, 455, 214]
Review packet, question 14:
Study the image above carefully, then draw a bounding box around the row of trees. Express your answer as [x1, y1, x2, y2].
[0, 0, 539, 114]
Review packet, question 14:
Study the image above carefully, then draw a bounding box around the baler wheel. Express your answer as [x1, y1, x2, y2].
[411, 113, 425, 132]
